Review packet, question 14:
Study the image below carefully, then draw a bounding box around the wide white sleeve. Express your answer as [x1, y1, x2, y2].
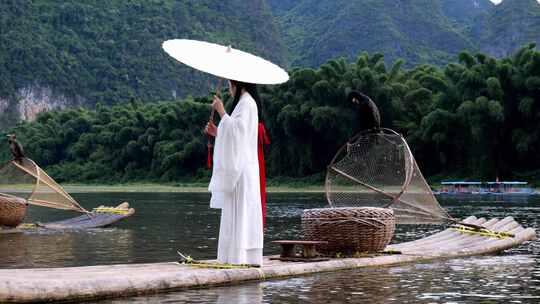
[208, 100, 251, 198]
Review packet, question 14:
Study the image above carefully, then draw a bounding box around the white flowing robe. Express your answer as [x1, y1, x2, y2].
[208, 92, 263, 265]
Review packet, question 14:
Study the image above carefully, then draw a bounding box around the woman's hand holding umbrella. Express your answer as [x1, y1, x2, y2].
[204, 121, 217, 137]
[212, 95, 226, 118]
[204, 95, 224, 137]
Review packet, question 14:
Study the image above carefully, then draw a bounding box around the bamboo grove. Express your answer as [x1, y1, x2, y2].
[2, 44, 539, 184]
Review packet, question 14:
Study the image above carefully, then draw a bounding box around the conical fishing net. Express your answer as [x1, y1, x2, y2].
[325, 129, 451, 224]
[0, 158, 87, 212]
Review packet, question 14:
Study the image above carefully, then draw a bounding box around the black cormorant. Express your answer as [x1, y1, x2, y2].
[347, 91, 381, 131]
[7, 134, 25, 161]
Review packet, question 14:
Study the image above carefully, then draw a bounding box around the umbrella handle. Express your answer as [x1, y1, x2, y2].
[208, 79, 223, 123]
[209, 109, 215, 123]
[206, 79, 222, 169]
[215, 78, 223, 97]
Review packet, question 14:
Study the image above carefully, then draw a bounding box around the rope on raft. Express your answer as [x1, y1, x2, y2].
[17, 223, 37, 229]
[177, 251, 259, 269]
[451, 225, 515, 239]
[92, 207, 132, 215]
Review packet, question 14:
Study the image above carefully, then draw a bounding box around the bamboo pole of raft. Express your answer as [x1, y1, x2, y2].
[424, 220, 519, 255]
[454, 220, 524, 252]
[390, 221, 535, 257]
[388, 216, 526, 255]
[393, 216, 485, 248]
[447, 227, 534, 257]
[401, 216, 488, 245]
[391, 216, 498, 252]
[388, 216, 484, 251]
[403, 217, 489, 245]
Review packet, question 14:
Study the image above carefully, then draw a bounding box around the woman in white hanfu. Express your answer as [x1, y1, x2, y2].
[205, 80, 264, 266]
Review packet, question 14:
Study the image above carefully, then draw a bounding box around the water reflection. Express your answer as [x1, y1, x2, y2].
[1, 192, 539, 303]
[92, 283, 263, 304]
[0, 228, 135, 268]
[0, 192, 325, 268]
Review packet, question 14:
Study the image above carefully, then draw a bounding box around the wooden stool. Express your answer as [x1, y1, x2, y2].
[271, 240, 329, 261]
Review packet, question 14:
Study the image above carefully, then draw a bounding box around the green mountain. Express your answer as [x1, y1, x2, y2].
[2, 0, 539, 130]
[271, 0, 476, 67]
[472, 0, 540, 57]
[441, 0, 494, 28]
[0, 0, 285, 128]
[269, 0, 540, 68]
[266, 0, 297, 16]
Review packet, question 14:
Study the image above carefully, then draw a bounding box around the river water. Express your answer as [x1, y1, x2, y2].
[1, 192, 539, 303]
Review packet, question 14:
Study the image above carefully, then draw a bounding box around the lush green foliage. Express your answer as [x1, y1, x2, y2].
[261, 44, 540, 181]
[1, 98, 212, 183]
[3, 45, 539, 184]
[0, 0, 284, 127]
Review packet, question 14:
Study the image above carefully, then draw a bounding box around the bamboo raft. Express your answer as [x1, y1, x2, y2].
[0, 203, 135, 234]
[0, 216, 535, 303]
[1, 158, 136, 232]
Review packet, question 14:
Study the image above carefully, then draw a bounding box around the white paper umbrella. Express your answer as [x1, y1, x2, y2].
[162, 39, 289, 85]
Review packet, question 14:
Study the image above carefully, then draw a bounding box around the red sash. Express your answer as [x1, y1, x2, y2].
[258, 123, 270, 227]
[207, 142, 213, 169]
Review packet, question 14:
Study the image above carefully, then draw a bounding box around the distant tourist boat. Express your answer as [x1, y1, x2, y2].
[482, 181, 536, 195]
[438, 181, 483, 195]
[437, 181, 536, 195]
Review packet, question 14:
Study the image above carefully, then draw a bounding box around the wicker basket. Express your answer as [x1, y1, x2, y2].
[302, 207, 395, 254]
[0, 195, 27, 227]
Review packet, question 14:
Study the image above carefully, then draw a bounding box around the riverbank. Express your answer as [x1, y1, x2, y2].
[58, 183, 326, 193]
[3, 182, 538, 194]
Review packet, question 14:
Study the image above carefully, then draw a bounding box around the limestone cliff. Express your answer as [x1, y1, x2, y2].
[0, 86, 82, 128]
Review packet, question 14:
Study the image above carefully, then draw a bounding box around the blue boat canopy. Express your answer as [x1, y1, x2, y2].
[441, 181, 528, 185]
[441, 181, 482, 185]
[486, 181, 528, 185]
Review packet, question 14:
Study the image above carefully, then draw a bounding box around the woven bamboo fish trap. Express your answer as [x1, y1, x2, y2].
[0, 158, 135, 231]
[0, 194, 27, 227]
[302, 207, 394, 254]
[302, 127, 458, 254]
[0, 157, 87, 228]
[324, 128, 451, 223]
[302, 93, 456, 254]
[0, 158, 87, 212]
